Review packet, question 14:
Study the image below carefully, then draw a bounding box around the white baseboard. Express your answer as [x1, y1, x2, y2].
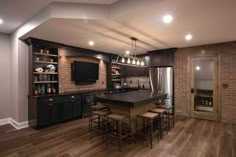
[0, 118, 10, 125]
[0, 118, 28, 130]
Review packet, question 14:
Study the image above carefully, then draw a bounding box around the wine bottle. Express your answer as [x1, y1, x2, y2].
[47, 84, 51, 94]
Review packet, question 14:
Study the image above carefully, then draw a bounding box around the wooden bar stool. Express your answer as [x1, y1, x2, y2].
[136, 112, 160, 148]
[148, 108, 168, 139]
[90, 110, 111, 139]
[159, 105, 175, 130]
[89, 104, 110, 131]
[106, 113, 132, 151]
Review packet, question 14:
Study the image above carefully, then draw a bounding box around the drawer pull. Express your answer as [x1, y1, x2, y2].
[71, 96, 75, 99]
[49, 98, 53, 101]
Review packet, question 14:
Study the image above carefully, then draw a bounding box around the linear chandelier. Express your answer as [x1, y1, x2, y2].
[115, 37, 146, 67]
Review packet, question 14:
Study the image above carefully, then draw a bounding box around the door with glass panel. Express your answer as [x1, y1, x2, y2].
[190, 56, 218, 121]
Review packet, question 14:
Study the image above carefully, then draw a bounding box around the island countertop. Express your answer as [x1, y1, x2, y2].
[96, 91, 167, 107]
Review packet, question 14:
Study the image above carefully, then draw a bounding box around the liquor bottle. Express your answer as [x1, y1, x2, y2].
[38, 85, 41, 95]
[41, 84, 46, 95]
[33, 85, 38, 95]
[47, 84, 51, 94]
[52, 85, 56, 94]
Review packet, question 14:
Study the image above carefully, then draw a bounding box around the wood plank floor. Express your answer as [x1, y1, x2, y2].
[0, 117, 235, 157]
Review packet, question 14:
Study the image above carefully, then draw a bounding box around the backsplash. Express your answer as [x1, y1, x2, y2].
[122, 77, 150, 89]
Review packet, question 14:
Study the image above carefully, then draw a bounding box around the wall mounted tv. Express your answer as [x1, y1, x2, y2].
[72, 61, 99, 84]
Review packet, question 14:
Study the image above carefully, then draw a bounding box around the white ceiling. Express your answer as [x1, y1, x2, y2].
[2, 0, 236, 55]
[0, 0, 118, 33]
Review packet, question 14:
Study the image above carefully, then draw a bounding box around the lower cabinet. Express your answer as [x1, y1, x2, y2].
[62, 95, 82, 121]
[36, 94, 82, 128]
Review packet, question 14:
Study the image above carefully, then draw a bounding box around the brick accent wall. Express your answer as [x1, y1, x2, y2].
[59, 56, 107, 93]
[175, 41, 236, 123]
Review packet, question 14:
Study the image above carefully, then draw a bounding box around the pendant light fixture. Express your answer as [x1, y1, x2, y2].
[114, 37, 146, 67]
[121, 57, 125, 63]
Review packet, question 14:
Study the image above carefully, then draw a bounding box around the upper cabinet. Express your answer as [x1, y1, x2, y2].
[148, 48, 176, 67]
[120, 65, 149, 77]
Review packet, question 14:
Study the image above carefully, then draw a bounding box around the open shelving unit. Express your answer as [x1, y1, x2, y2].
[30, 43, 59, 96]
[111, 62, 122, 88]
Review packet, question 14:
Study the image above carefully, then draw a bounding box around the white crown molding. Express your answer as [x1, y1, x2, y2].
[0, 118, 28, 130]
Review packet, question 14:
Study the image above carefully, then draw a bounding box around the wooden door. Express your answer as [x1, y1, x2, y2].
[189, 56, 219, 121]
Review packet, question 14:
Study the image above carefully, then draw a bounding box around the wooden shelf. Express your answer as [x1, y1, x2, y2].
[34, 61, 58, 64]
[34, 53, 58, 57]
[112, 79, 121, 82]
[33, 81, 58, 84]
[112, 67, 121, 70]
[34, 72, 58, 75]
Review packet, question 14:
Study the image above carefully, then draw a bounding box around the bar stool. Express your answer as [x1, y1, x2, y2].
[159, 105, 175, 130]
[106, 113, 132, 151]
[148, 108, 168, 139]
[89, 104, 110, 131]
[90, 110, 111, 139]
[136, 112, 160, 148]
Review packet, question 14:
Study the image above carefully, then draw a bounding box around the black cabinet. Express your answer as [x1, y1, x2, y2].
[32, 94, 82, 128]
[37, 96, 62, 127]
[62, 95, 82, 121]
[120, 65, 149, 77]
[148, 49, 176, 67]
[82, 93, 96, 117]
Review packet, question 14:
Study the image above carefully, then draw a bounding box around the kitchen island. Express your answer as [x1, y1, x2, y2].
[96, 91, 167, 132]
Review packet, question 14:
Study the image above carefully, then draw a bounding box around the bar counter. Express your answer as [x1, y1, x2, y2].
[96, 91, 167, 132]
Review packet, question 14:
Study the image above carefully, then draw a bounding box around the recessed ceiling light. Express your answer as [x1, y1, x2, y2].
[185, 34, 193, 41]
[125, 50, 130, 55]
[0, 19, 3, 24]
[196, 66, 200, 71]
[88, 40, 94, 46]
[162, 15, 173, 24]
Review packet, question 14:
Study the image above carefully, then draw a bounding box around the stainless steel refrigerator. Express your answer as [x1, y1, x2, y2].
[149, 67, 173, 105]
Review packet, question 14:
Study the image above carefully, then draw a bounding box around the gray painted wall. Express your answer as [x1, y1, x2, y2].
[0, 33, 11, 119]
[10, 35, 29, 122]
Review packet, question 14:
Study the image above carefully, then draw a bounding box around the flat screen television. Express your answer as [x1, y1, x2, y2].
[72, 61, 99, 84]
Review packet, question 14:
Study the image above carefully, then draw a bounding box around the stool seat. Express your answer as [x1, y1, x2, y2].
[159, 105, 172, 109]
[92, 110, 111, 116]
[90, 104, 108, 110]
[107, 113, 127, 121]
[138, 112, 159, 119]
[149, 108, 167, 113]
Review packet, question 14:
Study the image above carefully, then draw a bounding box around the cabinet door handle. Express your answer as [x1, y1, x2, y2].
[49, 98, 53, 101]
[71, 96, 75, 99]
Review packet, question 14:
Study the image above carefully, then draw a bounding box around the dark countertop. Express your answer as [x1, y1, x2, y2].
[96, 91, 167, 108]
[31, 87, 147, 98]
